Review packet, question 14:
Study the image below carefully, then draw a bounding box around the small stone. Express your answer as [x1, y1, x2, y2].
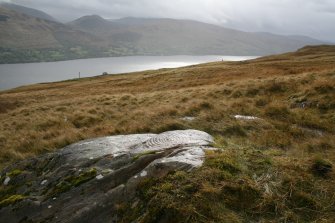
[48, 205, 52, 209]
[96, 174, 104, 180]
[53, 197, 57, 200]
[41, 180, 48, 185]
[234, 115, 260, 120]
[3, 176, 10, 186]
[140, 171, 147, 177]
[181, 116, 195, 121]
[89, 157, 94, 160]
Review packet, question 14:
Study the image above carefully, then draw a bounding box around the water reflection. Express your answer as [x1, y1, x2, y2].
[0, 55, 257, 90]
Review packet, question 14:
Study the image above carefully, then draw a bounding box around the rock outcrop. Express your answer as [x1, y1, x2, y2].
[0, 130, 214, 223]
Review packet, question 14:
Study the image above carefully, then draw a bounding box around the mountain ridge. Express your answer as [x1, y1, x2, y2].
[68, 15, 324, 56]
[0, 7, 108, 63]
[0, 2, 57, 22]
[0, 4, 327, 63]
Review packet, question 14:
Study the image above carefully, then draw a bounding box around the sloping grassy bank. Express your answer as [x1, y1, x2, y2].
[0, 45, 334, 222]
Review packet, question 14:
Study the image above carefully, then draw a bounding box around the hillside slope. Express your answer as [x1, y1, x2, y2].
[0, 7, 108, 63]
[0, 46, 334, 222]
[69, 16, 324, 56]
[0, 7, 107, 49]
[0, 3, 325, 63]
[0, 2, 57, 22]
[0, 7, 61, 49]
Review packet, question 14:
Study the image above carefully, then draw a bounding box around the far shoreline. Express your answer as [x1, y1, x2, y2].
[0, 55, 259, 91]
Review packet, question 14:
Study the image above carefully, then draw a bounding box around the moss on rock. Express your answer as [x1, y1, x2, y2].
[0, 194, 26, 208]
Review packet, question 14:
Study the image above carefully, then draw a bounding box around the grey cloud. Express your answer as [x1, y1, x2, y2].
[1, 0, 335, 42]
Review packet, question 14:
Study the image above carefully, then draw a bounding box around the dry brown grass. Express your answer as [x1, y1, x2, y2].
[0, 46, 334, 165]
[0, 45, 335, 221]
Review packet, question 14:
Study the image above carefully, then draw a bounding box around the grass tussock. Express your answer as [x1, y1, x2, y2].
[0, 46, 335, 221]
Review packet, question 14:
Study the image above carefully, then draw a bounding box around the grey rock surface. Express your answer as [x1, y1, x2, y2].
[0, 129, 214, 223]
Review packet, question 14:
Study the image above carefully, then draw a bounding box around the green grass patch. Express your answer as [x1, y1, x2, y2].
[0, 194, 27, 208]
[6, 169, 23, 177]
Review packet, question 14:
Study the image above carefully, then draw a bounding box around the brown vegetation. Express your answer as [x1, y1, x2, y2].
[0, 45, 335, 222]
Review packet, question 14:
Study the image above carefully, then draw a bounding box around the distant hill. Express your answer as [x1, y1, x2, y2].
[0, 4, 326, 63]
[0, 2, 57, 22]
[0, 7, 106, 49]
[69, 16, 324, 56]
[0, 7, 108, 63]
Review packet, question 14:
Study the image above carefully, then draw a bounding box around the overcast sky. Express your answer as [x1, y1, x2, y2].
[1, 0, 335, 42]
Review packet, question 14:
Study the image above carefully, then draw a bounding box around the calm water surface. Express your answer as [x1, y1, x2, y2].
[0, 55, 257, 91]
